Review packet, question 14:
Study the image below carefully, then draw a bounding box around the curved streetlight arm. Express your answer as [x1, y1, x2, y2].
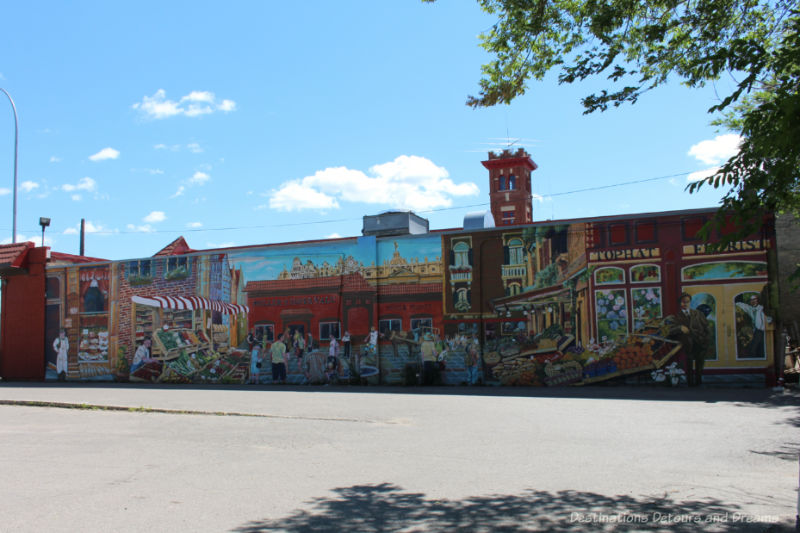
[0, 88, 19, 244]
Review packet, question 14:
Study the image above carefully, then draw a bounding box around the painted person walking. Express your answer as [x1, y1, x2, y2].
[420, 332, 438, 385]
[271, 334, 288, 384]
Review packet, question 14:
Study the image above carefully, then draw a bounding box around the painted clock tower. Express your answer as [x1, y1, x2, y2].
[482, 148, 537, 226]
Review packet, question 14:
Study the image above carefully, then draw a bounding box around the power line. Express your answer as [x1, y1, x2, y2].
[2, 169, 698, 236]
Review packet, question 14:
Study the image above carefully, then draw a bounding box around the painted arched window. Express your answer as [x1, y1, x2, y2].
[506, 282, 522, 296]
[453, 242, 470, 267]
[682, 261, 767, 281]
[508, 238, 524, 265]
[734, 290, 767, 360]
[630, 264, 661, 283]
[594, 267, 625, 285]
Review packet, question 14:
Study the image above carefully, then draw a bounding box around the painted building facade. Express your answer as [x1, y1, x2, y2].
[0, 149, 781, 386]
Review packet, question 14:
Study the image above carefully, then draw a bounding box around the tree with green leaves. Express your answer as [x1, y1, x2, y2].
[427, 0, 799, 241]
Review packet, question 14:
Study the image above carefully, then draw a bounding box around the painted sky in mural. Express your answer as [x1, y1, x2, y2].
[228, 235, 443, 284]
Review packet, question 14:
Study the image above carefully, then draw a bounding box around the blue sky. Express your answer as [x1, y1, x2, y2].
[0, 1, 739, 260]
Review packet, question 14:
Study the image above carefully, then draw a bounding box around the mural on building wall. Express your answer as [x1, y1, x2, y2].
[42, 214, 775, 386]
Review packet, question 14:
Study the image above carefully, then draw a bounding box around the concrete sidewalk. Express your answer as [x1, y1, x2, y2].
[1, 381, 796, 415]
[1, 381, 797, 532]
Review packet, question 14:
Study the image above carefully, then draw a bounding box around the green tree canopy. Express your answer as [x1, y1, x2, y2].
[429, 0, 800, 239]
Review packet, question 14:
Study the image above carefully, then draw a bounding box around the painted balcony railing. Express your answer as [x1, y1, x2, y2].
[502, 264, 527, 279]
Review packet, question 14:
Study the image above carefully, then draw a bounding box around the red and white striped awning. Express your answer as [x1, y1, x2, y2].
[131, 295, 249, 315]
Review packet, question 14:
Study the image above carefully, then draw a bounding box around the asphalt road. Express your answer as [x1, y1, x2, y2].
[0, 383, 797, 532]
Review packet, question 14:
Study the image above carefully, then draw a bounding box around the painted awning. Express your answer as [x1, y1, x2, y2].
[131, 295, 249, 315]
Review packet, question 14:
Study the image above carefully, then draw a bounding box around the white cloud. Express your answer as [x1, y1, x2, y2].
[687, 167, 721, 183]
[267, 155, 479, 212]
[20, 181, 40, 193]
[187, 143, 203, 153]
[143, 211, 166, 223]
[326, 233, 342, 239]
[89, 147, 120, 162]
[64, 221, 111, 235]
[187, 222, 203, 228]
[182, 91, 215, 103]
[133, 89, 237, 120]
[269, 182, 340, 211]
[148, 169, 164, 175]
[171, 186, 186, 198]
[84, 221, 107, 233]
[126, 224, 155, 233]
[0, 187, 11, 196]
[218, 100, 236, 112]
[688, 134, 741, 165]
[50, 156, 61, 163]
[205, 241, 236, 248]
[71, 194, 82, 201]
[62, 177, 97, 192]
[189, 171, 210, 185]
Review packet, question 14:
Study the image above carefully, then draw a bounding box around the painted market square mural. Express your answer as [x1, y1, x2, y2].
[24, 150, 777, 387]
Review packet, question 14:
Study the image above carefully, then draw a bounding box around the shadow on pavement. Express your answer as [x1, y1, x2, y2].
[234, 483, 789, 532]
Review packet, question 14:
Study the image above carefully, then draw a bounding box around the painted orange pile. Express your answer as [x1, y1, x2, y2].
[612, 342, 654, 370]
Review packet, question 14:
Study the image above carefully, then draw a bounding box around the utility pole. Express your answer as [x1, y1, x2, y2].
[80, 218, 85, 256]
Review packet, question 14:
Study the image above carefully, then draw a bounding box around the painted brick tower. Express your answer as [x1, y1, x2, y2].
[482, 148, 537, 226]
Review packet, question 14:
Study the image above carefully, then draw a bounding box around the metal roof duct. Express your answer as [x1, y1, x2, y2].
[362, 211, 429, 237]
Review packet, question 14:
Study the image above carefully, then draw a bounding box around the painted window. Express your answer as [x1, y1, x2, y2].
[254, 323, 274, 342]
[506, 282, 522, 296]
[630, 264, 660, 283]
[46, 276, 61, 300]
[681, 261, 768, 281]
[127, 260, 152, 282]
[379, 318, 402, 337]
[410, 317, 433, 341]
[631, 287, 662, 331]
[635, 220, 657, 243]
[410, 317, 432, 332]
[595, 289, 628, 342]
[319, 321, 340, 340]
[453, 242, 470, 267]
[682, 217, 705, 241]
[508, 238, 524, 264]
[165, 257, 190, 280]
[608, 223, 628, 245]
[734, 291, 767, 360]
[502, 211, 515, 225]
[594, 267, 625, 285]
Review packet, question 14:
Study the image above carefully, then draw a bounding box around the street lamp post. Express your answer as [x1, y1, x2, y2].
[0, 88, 19, 244]
[39, 217, 50, 247]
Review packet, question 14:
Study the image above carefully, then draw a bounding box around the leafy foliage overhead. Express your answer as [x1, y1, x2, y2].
[428, 0, 799, 240]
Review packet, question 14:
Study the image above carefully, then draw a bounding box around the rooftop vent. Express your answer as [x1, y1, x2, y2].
[362, 211, 429, 237]
[463, 211, 495, 230]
